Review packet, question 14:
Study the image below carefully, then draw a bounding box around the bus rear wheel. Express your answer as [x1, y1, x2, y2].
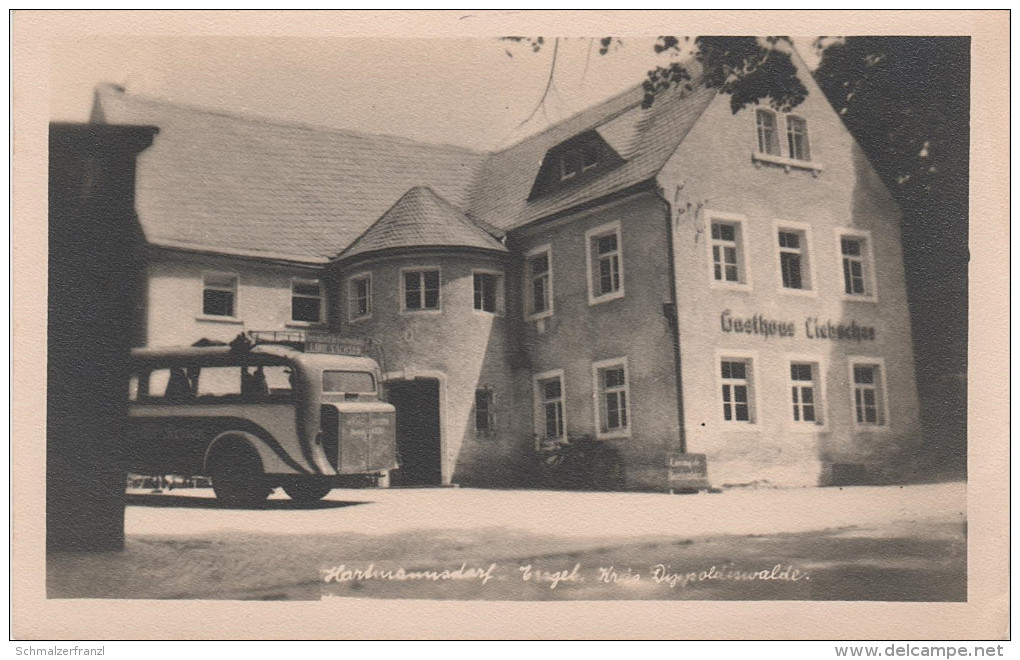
[283, 481, 333, 503]
[208, 439, 271, 507]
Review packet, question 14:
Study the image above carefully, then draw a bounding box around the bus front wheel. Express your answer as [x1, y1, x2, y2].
[283, 480, 333, 503]
[208, 438, 271, 507]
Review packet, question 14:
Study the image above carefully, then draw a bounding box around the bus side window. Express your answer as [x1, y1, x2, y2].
[265, 366, 294, 397]
[196, 366, 242, 398]
[166, 368, 195, 398]
[148, 369, 171, 398]
[241, 366, 270, 397]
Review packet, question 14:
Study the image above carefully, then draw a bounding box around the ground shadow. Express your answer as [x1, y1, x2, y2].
[124, 494, 370, 511]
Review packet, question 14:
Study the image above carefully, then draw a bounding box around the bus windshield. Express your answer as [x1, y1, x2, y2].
[322, 370, 376, 394]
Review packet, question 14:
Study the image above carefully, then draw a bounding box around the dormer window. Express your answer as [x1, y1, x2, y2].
[528, 131, 623, 200]
[559, 143, 600, 181]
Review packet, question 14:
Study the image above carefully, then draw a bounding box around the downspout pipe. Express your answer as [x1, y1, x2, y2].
[653, 187, 687, 454]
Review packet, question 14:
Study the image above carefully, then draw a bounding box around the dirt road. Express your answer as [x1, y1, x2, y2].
[48, 482, 965, 601]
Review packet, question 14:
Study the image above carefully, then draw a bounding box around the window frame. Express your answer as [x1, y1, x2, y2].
[533, 368, 567, 440]
[474, 386, 496, 435]
[751, 108, 824, 172]
[705, 211, 753, 291]
[835, 228, 879, 303]
[471, 269, 504, 315]
[786, 114, 811, 162]
[399, 266, 442, 314]
[525, 244, 554, 321]
[581, 143, 600, 172]
[585, 220, 625, 305]
[715, 350, 760, 427]
[288, 277, 324, 326]
[772, 220, 817, 297]
[346, 271, 373, 323]
[847, 357, 891, 431]
[756, 108, 782, 156]
[592, 357, 632, 440]
[199, 271, 241, 322]
[785, 353, 828, 431]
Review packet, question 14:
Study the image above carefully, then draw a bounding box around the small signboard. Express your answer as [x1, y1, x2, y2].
[667, 452, 711, 492]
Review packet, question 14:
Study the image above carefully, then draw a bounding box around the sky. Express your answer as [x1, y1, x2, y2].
[51, 36, 821, 152]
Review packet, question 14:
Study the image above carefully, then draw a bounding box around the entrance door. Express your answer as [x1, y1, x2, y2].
[385, 379, 442, 486]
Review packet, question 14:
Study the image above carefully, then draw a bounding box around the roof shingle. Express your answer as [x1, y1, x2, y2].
[466, 80, 717, 233]
[339, 186, 507, 261]
[94, 70, 718, 260]
[93, 84, 487, 263]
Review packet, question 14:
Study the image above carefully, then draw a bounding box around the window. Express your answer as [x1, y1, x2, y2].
[586, 222, 624, 304]
[348, 273, 372, 321]
[559, 144, 599, 181]
[402, 269, 441, 311]
[202, 273, 238, 317]
[786, 115, 811, 161]
[526, 246, 553, 318]
[291, 279, 323, 324]
[754, 109, 817, 168]
[137, 365, 292, 401]
[789, 362, 822, 425]
[594, 359, 631, 438]
[756, 109, 781, 156]
[774, 224, 814, 293]
[581, 143, 599, 172]
[534, 371, 565, 439]
[322, 370, 376, 394]
[559, 152, 579, 181]
[712, 223, 740, 283]
[778, 232, 803, 289]
[473, 272, 502, 314]
[720, 358, 754, 423]
[851, 361, 887, 427]
[838, 232, 876, 300]
[529, 132, 622, 200]
[707, 214, 750, 288]
[475, 387, 495, 433]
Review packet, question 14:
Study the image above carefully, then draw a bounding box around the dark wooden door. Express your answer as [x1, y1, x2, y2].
[385, 379, 442, 486]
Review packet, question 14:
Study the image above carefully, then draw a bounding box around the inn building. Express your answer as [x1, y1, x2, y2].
[91, 51, 921, 490]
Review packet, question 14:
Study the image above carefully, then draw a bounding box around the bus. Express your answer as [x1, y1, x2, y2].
[127, 333, 397, 505]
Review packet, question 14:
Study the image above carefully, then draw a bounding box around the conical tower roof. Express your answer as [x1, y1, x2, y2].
[338, 186, 507, 261]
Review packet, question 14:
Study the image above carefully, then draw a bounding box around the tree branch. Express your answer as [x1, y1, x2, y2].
[518, 37, 560, 128]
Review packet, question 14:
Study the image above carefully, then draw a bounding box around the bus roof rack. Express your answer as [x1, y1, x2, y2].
[247, 330, 375, 357]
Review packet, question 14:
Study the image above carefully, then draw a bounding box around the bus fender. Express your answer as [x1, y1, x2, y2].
[203, 430, 267, 474]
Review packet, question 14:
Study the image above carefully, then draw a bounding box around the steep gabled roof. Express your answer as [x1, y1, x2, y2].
[92, 84, 487, 263]
[467, 79, 718, 233]
[338, 186, 507, 261]
[93, 69, 721, 261]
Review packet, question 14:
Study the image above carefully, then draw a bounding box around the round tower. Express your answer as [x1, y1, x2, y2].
[330, 187, 524, 486]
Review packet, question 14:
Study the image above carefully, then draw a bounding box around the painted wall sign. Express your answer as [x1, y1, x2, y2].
[667, 452, 710, 491]
[719, 309, 795, 339]
[719, 310, 876, 342]
[804, 317, 876, 342]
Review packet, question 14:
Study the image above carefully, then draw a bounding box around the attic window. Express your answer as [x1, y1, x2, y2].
[528, 131, 623, 201]
[560, 144, 599, 181]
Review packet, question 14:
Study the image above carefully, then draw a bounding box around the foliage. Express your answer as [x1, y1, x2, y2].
[813, 37, 969, 211]
[655, 36, 807, 113]
[813, 36, 969, 387]
[503, 36, 809, 114]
